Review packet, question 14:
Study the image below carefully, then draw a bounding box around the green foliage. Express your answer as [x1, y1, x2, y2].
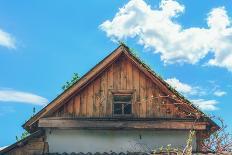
[62, 73, 80, 90]
[152, 144, 182, 155]
[151, 130, 195, 155]
[183, 130, 195, 155]
[16, 130, 29, 142]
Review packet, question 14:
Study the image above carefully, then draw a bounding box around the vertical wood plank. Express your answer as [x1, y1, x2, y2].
[80, 89, 87, 116]
[93, 78, 101, 117]
[146, 79, 153, 117]
[100, 71, 108, 116]
[132, 65, 140, 117]
[155, 89, 162, 117]
[126, 59, 133, 90]
[74, 94, 80, 116]
[152, 84, 159, 117]
[106, 65, 113, 116]
[113, 58, 121, 90]
[86, 84, 94, 117]
[159, 91, 166, 117]
[139, 71, 147, 117]
[108, 65, 114, 90]
[59, 105, 65, 117]
[64, 104, 68, 116]
[121, 56, 127, 90]
[67, 98, 74, 115]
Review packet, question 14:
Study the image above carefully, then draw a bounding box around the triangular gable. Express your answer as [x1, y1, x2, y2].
[23, 44, 219, 132]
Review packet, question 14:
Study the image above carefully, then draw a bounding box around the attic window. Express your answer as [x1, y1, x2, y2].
[113, 94, 132, 115]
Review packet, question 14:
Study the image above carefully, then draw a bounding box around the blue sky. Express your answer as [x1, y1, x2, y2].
[0, 0, 232, 147]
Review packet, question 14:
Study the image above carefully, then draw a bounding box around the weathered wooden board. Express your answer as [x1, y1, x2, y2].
[39, 118, 207, 130]
[73, 94, 80, 116]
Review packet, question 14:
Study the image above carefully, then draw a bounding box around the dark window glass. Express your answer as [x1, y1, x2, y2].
[113, 95, 132, 115]
[114, 103, 123, 114]
[124, 103, 132, 114]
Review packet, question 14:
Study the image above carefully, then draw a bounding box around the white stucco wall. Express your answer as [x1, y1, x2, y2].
[46, 129, 196, 153]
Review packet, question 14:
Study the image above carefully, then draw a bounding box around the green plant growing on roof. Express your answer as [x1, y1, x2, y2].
[62, 73, 80, 90]
[16, 131, 29, 142]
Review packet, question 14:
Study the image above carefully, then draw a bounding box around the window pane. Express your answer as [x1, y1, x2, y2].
[113, 95, 131, 102]
[114, 103, 122, 114]
[124, 103, 132, 114]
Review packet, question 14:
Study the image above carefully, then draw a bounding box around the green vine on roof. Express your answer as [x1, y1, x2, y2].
[62, 73, 80, 91]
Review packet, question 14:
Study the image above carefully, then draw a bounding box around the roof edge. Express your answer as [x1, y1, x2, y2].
[0, 130, 43, 154]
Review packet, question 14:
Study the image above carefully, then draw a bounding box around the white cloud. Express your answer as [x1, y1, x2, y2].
[165, 78, 219, 111]
[0, 29, 15, 49]
[166, 78, 191, 94]
[191, 99, 218, 111]
[100, 0, 232, 71]
[213, 90, 227, 97]
[0, 89, 48, 105]
[165, 78, 205, 96]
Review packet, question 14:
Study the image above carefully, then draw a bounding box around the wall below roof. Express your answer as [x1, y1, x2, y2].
[45, 129, 196, 153]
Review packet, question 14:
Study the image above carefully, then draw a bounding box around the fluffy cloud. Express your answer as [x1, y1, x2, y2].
[0, 29, 15, 49]
[165, 78, 205, 96]
[166, 78, 192, 94]
[165, 78, 219, 111]
[213, 90, 227, 97]
[100, 0, 232, 71]
[191, 99, 218, 111]
[0, 89, 48, 105]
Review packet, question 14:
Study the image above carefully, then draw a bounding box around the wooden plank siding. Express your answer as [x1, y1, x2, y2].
[53, 54, 183, 118]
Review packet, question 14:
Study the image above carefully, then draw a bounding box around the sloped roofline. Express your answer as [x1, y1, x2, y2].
[23, 45, 124, 131]
[23, 44, 219, 132]
[0, 130, 43, 154]
[121, 44, 219, 131]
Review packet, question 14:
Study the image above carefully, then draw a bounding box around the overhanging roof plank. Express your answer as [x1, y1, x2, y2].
[38, 118, 207, 130]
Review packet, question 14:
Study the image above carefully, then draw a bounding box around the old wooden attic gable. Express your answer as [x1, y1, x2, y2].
[23, 44, 218, 132]
[52, 52, 193, 118]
